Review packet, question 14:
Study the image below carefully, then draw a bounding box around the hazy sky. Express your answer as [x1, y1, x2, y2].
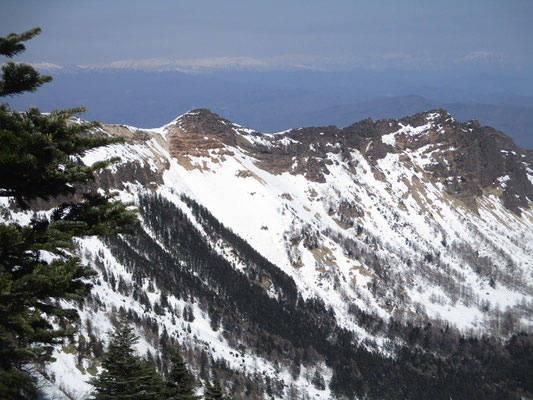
[1, 0, 532, 71]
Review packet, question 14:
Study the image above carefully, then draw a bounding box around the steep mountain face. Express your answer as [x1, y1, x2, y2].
[111, 108, 531, 330]
[3, 109, 533, 399]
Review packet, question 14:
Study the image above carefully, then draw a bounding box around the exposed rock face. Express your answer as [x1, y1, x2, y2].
[164, 109, 251, 156]
[116, 108, 532, 214]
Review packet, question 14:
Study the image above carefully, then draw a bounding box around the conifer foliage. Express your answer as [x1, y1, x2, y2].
[90, 322, 162, 400]
[204, 379, 231, 400]
[0, 28, 137, 398]
[165, 346, 198, 400]
[91, 323, 203, 400]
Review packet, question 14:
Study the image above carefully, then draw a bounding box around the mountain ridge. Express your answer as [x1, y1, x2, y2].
[4, 107, 532, 399]
[103, 107, 533, 215]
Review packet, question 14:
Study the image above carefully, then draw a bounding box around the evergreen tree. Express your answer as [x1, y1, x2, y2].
[90, 322, 163, 400]
[164, 345, 197, 400]
[204, 379, 230, 400]
[139, 357, 165, 398]
[0, 28, 137, 398]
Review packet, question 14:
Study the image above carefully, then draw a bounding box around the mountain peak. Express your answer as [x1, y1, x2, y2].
[166, 108, 257, 137]
[156, 109, 258, 162]
[184, 108, 223, 120]
[393, 108, 455, 129]
[167, 108, 226, 128]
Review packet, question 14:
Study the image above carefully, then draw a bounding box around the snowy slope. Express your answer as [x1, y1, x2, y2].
[85, 109, 533, 334]
[3, 108, 533, 399]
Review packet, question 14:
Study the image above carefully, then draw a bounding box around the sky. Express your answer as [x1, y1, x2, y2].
[1, 0, 532, 71]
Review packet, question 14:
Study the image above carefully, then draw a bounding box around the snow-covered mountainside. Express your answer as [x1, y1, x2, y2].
[4, 108, 533, 399]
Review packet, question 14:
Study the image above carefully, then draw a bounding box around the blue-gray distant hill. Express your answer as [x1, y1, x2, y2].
[9, 69, 533, 149]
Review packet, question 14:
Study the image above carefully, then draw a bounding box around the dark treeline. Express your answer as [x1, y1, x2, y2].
[101, 193, 532, 399]
[108, 194, 338, 357]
